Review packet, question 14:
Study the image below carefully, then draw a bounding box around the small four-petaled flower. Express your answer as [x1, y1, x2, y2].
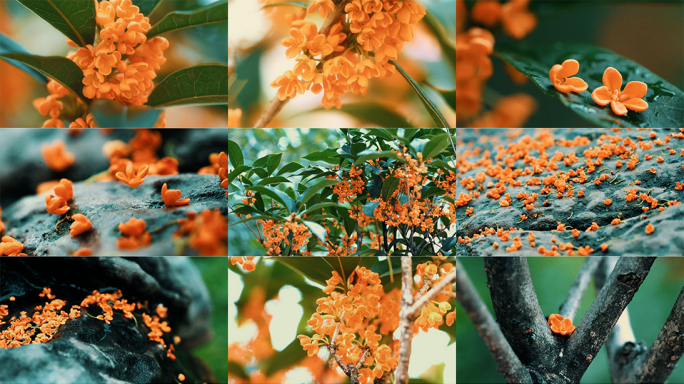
[116, 162, 149, 188]
[161, 183, 190, 207]
[70, 214, 92, 237]
[548, 313, 575, 335]
[592, 67, 648, 116]
[549, 59, 588, 94]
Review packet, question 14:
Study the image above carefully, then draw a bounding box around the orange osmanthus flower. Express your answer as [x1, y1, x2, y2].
[45, 194, 70, 215]
[72, 248, 93, 256]
[548, 313, 575, 335]
[592, 67, 648, 116]
[41, 140, 75, 172]
[161, 183, 190, 207]
[116, 161, 150, 188]
[117, 217, 152, 251]
[53, 178, 74, 201]
[549, 59, 588, 94]
[70, 214, 93, 236]
[0, 236, 27, 256]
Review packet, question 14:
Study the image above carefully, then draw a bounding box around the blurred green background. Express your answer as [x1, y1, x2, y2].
[461, 0, 684, 127]
[456, 257, 684, 383]
[192, 257, 228, 383]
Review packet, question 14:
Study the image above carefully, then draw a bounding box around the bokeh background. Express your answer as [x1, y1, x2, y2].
[457, 0, 684, 127]
[228, 0, 455, 128]
[456, 257, 684, 383]
[0, 0, 228, 128]
[193, 257, 229, 383]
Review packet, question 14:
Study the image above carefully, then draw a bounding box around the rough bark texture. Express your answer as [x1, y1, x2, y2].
[484, 257, 562, 383]
[634, 285, 684, 383]
[559, 257, 601, 322]
[394, 256, 414, 384]
[456, 260, 532, 384]
[562, 257, 656, 383]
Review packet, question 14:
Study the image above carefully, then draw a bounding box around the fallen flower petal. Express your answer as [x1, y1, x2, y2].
[549, 59, 588, 94]
[45, 194, 70, 215]
[161, 183, 190, 207]
[41, 140, 75, 172]
[70, 214, 93, 236]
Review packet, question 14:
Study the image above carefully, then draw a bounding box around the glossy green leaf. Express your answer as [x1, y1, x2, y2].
[260, 1, 306, 9]
[423, 133, 450, 160]
[147, 64, 228, 108]
[327, 103, 415, 128]
[0, 33, 48, 84]
[302, 148, 340, 163]
[353, 150, 398, 166]
[390, 60, 450, 128]
[300, 202, 348, 217]
[256, 176, 290, 186]
[247, 186, 297, 214]
[227, 139, 244, 167]
[426, 82, 455, 111]
[146, 0, 228, 38]
[266, 153, 282, 176]
[131, 0, 164, 17]
[496, 41, 684, 128]
[276, 257, 361, 287]
[381, 176, 401, 202]
[298, 179, 343, 205]
[0, 53, 85, 101]
[367, 174, 383, 199]
[276, 161, 305, 175]
[228, 165, 251, 183]
[18, 0, 96, 46]
[303, 220, 327, 244]
[421, 187, 446, 200]
[362, 201, 381, 217]
[91, 99, 161, 128]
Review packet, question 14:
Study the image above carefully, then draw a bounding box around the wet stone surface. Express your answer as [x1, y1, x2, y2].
[456, 128, 684, 256]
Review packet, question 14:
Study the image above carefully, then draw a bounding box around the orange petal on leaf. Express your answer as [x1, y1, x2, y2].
[565, 77, 587, 93]
[622, 98, 648, 112]
[592, 86, 612, 106]
[621, 81, 647, 100]
[603, 67, 622, 92]
[557, 59, 580, 79]
[611, 100, 628, 116]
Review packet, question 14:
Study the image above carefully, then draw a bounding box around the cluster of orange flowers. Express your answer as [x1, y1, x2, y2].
[33, 0, 169, 127]
[271, 0, 426, 109]
[230, 256, 256, 271]
[456, 0, 537, 127]
[413, 260, 455, 332]
[298, 266, 400, 384]
[259, 218, 312, 256]
[172, 209, 228, 256]
[44, 178, 94, 239]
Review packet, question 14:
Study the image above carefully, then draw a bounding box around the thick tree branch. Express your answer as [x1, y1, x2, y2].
[456, 260, 532, 384]
[562, 257, 656, 383]
[253, 0, 351, 128]
[395, 256, 414, 384]
[559, 257, 601, 321]
[635, 284, 684, 383]
[484, 258, 557, 369]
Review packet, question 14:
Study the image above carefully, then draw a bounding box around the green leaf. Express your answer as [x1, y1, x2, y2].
[90, 99, 161, 128]
[325, 103, 415, 128]
[362, 201, 381, 217]
[247, 186, 297, 214]
[303, 220, 327, 244]
[381, 176, 401, 202]
[227, 139, 244, 167]
[147, 64, 228, 108]
[425, 82, 455, 112]
[353, 150, 398, 166]
[390, 60, 450, 128]
[266, 153, 282, 176]
[131, 0, 164, 17]
[276, 162, 305, 175]
[367, 175, 383, 199]
[421, 187, 446, 200]
[300, 202, 348, 217]
[496, 41, 684, 128]
[0, 33, 48, 84]
[18, 0, 96, 47]
[260, 1, 306, 9]
[227, 361, 249, 380]
[228, 165, 251, 184]
[302, 148, 340, 163]
[256, 176, 290, 186]
[276, 257, 361, 287]
[423, 133, 450, 160]
[298, 179, 343, 205]
[0, 53, 85, 101]
[146, 0, 228, 39]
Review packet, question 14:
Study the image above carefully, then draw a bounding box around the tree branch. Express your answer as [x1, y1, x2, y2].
[253, 0, 352, 128]
[484, 257, 557, 369]
[407, 271, 456, 319]
[394, 256, 414, 384]
[562, 257, 656, 383]
[456, 260, 532, 384]
[559, 257, 601, 321]
[635, 284, 684, 383]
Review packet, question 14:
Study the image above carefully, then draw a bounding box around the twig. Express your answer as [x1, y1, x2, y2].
[253, 0, 352, 128]
[456, 260, 532, 383]
[558, 257, 601, 322]
[407, 271, 456, 319]
[484, 257, 556, 367]
[634, 284, 684, 383]
[394, 256, 414, 384]
[561, 257, 656, 382]
[441, 290, 456, 298]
